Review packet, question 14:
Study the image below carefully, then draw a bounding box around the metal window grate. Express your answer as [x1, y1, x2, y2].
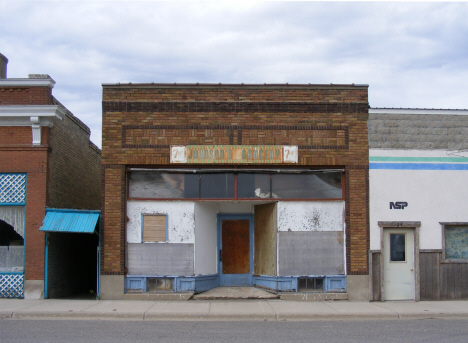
[0, 174, 26, 204]
[0, 274, 24, 298]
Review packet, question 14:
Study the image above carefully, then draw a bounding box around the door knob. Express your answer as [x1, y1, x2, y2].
[410, 268, 414, 271]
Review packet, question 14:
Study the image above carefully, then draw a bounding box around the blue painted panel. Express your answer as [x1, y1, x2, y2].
[325, 276, 347, 292]
[221, 273, 252, 286]
[253, 276, 297, 291]
[176, 278, 195, 292]
[194, 274, 220, 292]
[278, 277, 297, 291]
[125, 277, 146, 292]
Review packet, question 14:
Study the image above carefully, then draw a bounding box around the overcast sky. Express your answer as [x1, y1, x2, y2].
[1, 1, 468, 148]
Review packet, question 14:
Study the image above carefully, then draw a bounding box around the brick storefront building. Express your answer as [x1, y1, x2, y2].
[0, 54, 101, 299]
[101, 83, 369, 300]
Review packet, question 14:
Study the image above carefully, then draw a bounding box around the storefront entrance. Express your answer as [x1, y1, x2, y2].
[383, 228, 415, 300]
[218, 215, 254, 286]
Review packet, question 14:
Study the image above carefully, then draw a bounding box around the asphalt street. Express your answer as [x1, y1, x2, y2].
[1, 318, 468, 343]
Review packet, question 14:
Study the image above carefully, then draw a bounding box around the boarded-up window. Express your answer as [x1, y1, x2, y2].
[143, 215, 167, 242]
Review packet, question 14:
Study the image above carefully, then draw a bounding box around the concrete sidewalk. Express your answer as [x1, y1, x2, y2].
[1, 299, 468, 321]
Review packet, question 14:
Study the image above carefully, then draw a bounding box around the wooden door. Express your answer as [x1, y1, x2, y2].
[222, 220, 250, 274]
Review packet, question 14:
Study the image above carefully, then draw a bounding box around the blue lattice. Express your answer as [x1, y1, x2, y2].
[0, 273, 24, 298]
[0, 174, 26, 204]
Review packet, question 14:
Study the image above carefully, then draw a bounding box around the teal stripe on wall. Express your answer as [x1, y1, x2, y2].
[370, 163, 468, 170]
[369, 156, 468, 163]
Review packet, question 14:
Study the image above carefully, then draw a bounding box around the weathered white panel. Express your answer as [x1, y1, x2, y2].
[370, 149, 468, 251]
[277, 201, 344, 232]
[127, 201, 195, 243]
[0, 206, 25, 238]
[194, 203, 218, 275]
[127, 243, 194, 275]
[278, 231, 345, 275]
[0, 246, 24, 271]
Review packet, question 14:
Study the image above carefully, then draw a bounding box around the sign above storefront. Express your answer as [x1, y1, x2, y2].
[170, 145, 298, 164]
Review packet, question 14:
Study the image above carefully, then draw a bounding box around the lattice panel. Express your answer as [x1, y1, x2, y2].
[0, 274, 24, 298]
[0, 174, 26, 204]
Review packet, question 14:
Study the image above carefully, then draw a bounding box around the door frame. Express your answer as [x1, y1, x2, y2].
[378, 221, 421, 301]
[217, 214, 254, 286]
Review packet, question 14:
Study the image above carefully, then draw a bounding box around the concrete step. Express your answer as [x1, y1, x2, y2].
[192, 287, 279, 300]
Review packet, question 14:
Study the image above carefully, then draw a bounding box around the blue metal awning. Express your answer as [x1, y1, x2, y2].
[39, 209, 100, 234]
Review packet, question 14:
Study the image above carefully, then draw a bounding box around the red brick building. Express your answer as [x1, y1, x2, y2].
[101, 83, 369, 300]
[0, 54, 101, 299]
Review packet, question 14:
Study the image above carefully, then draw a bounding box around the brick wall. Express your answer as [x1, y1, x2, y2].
[0, 146, 49, 280]
[101, 84, 370, 275]
[0, 86, 52, 105]
[47, 98, 101, 210]
[1, 81, 101, 284]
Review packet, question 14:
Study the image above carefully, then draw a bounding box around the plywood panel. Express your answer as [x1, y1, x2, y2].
[278, 231, 344, 276]
[143, 215, 166, 242]
[222, 220, 250, 274]
[419, 252, 441, 301]
[127, 243, 194, 275]
[371, 252, 381, 301]
[462, 264, 468, 299]
[254, 203, 277, 276]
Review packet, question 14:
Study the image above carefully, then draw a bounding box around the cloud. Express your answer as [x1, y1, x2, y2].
[1, 1, 468, 147]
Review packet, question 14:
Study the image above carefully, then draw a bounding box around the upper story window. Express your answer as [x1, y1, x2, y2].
[128, 169, 343, 200]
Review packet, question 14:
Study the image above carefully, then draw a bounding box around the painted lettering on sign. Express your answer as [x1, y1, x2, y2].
[390, 202, 408, 210]
[170, 145, 298, 164]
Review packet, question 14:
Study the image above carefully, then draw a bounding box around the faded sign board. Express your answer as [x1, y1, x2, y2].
[170, 145, 298, 164]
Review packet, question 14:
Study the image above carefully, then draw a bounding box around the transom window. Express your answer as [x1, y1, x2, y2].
[128, 170, 343, 200]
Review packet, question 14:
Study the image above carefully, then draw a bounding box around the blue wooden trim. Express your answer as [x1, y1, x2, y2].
[217, 214, 254, 286]
[253, 275, 347, 292]
[140, 214, 144, 243]
[0, 272, 24, 275]
[44, 233, 48, 298]
[97, 215, 101, 299]
[176, 278, 195, 292]
[194, 274, 219, 292]
[125, 274, 221, 293]
[165, 214, 168, 242]
[325, 276, 347, 292]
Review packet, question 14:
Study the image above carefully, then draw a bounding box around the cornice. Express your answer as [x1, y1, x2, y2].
[0, 78, 55, 88]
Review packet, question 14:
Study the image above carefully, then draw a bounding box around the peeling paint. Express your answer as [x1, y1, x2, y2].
[277, 201, 344, 232]
[127, 201, 195, 243]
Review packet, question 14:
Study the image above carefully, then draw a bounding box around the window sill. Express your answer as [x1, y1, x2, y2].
[441, 259, 468, 264]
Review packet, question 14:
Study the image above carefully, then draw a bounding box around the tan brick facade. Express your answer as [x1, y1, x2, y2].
[101, 84, 369, 276]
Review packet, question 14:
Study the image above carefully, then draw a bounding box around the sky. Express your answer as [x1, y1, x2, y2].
[1, 1, 468, 148]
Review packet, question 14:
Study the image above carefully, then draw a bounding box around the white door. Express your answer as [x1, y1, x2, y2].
[383, 228, 415, 300]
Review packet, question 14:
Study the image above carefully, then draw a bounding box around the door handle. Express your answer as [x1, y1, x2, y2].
[410, 268, 414, 271]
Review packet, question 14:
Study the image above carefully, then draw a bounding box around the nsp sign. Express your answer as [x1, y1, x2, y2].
[390, 202, 408, 210]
